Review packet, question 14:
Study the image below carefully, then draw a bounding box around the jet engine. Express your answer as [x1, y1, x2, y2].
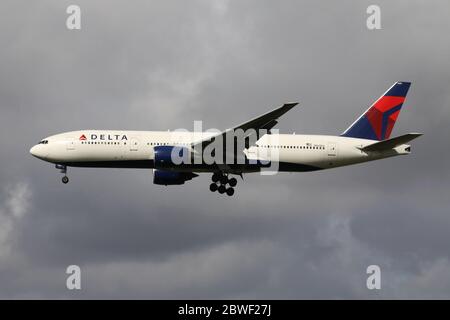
[154, 145, 191, 169]
[153, 169, 198, 185]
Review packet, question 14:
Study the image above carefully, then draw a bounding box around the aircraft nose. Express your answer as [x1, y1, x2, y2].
[30, 145, 38, 156]
[30, 145, 46, 159]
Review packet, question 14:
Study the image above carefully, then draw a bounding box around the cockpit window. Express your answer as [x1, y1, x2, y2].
[39, 140, 49, 144]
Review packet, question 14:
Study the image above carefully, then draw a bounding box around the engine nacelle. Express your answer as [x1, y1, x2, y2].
[154, 145, 190, 169]
[153, 169, 198, 185]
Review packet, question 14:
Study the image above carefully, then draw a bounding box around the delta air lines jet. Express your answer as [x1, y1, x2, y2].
[30, 82, 422, 196]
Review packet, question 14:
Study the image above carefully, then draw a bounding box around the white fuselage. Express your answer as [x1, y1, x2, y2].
[29, 130, 411, 173]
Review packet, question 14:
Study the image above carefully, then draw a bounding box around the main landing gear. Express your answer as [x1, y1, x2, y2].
[209, 172, 237, 196]
[56, 164, 69, 184]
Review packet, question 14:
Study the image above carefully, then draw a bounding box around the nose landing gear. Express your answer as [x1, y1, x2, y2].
[56, 164, 69, 184]
[209, 173, 237, 196]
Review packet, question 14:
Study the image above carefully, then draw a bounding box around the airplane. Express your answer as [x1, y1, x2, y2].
[30, 81, 422, 196]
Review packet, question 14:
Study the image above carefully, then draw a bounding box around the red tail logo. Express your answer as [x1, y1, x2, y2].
[79, 134, 87, 140]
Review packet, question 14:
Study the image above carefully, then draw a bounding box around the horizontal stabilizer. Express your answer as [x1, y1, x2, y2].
[361, 133, 423, 152]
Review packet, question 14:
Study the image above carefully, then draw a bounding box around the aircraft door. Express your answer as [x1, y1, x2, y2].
[66, 139, 75, 151]
[130, 138, 139, 151]
[327, 142, 337, 156]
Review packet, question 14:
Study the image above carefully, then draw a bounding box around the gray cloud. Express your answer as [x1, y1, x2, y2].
[0, 0, 449, 298]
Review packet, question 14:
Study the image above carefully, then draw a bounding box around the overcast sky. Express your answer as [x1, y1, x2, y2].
[1, 0, 449, 299]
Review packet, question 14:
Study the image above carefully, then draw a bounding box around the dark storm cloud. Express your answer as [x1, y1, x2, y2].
[0, 0, 449, 298]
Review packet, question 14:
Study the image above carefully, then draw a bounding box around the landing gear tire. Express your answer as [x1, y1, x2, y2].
[219, 175, 228, 185]
[209, 183, 218, 192]
[212, 173, 221, 183]
[62, 176, 69, 184]
[218, 185, 226, 194]
[210, 172, 239, 196]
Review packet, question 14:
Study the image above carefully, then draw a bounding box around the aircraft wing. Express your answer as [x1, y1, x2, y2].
[191, 102, 299, 151]
[361, 133, 423, 152]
